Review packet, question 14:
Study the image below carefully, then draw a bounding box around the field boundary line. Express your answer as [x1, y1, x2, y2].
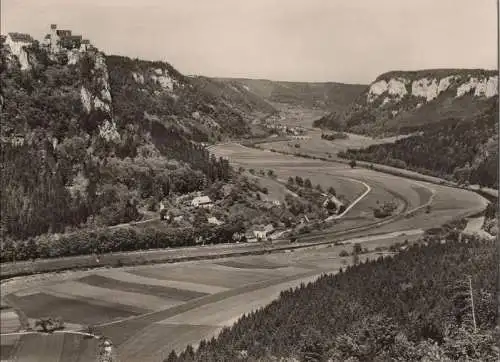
[95, 269, 328, 330]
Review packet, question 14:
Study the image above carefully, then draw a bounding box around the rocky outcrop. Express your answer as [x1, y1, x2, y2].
[317, 69, 498, 135]
[366, 71, 498, 107]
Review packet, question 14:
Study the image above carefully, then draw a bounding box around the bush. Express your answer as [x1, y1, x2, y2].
[339, 250, 349, 257]
[373, 201, 397, 218]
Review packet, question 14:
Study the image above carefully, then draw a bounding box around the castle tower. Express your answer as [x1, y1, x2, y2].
[50, 24, 59, 53]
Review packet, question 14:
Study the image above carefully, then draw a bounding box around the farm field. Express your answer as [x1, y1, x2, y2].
[3, 230, 423, 362]
[245, 172, 293, 203]
[211, 143, 487, 225]
[1, 142, 489, 362]
[259, 129, 411, 158]
[1, 333, 102, 362]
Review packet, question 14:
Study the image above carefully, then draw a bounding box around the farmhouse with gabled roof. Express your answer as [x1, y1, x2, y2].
[191, 195, 213, 209]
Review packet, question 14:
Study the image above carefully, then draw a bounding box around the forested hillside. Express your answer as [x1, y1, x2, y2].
[216, 78, 366, 112]
[340, 97, 499, 188]
[170, 224, 498, 361]
[190, 76, 278, 119]
[0, 34, 279, 246]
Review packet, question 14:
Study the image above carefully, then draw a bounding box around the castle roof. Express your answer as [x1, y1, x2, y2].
[64, 35, 82, 41]
[7, 32, 34, 43]
[56, 29, 72, 37]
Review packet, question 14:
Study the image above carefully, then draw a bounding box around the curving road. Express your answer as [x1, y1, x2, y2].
[2, 142, 490, 362]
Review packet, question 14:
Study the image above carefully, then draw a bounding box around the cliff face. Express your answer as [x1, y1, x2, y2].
[0, 39, 264, 147]
[0, 36, 256, 239]
[316, 69, 498, 135]
[367, 71, 498, 104]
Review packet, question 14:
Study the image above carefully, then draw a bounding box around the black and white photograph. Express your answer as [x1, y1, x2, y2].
[0, 1, 499, 361]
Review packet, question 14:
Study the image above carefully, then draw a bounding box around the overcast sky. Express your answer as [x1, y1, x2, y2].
[1, 0, 498, 83]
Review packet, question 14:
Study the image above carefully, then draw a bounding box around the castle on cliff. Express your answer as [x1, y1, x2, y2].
[42, 24, 93, 53]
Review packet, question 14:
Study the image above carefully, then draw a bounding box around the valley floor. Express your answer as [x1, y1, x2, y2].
[1, 142, 489, 362]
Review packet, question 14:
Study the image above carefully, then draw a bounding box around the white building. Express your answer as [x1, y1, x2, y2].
[252, 224, 275, 240]
[191, 196, 213, 209]
[208, 216, 223, 226]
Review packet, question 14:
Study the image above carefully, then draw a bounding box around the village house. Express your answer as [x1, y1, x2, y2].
[232, 232, 244, 242]
[191, 195, 213, 209]
[207, 216, 223, 226]
[251, 224, 275, 240]
[291, 135, 311, 140]
[1, 134, 25, 147]
[244, 230, 258, 243]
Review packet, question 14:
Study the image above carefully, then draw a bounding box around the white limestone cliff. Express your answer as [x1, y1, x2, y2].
[132, 72, 145, 84]
[456, 76, 498, 98]
[411, 78, 438, 101]
[150, 68, 176, 91]
[367, 74, 498, 105]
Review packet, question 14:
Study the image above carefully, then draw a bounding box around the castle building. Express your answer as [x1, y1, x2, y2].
[44, 24, 90, 53]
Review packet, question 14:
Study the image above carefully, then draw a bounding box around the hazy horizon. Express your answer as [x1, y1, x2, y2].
[1, 0, 498, 83]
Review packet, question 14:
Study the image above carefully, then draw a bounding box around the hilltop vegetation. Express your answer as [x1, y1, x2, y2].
[216, 78, 366, 112]
[171, 224, 498, 361]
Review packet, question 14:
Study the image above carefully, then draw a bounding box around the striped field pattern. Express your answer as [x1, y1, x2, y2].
[4, 254, 330, 361]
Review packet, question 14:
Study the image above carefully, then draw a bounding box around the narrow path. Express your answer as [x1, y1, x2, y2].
[327, 178, 371, 220]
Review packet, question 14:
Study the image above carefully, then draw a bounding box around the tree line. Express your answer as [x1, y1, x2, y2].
[0, 218, 245, 263]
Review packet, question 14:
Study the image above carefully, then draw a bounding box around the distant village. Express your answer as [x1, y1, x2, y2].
[262, 118, 310, 139]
